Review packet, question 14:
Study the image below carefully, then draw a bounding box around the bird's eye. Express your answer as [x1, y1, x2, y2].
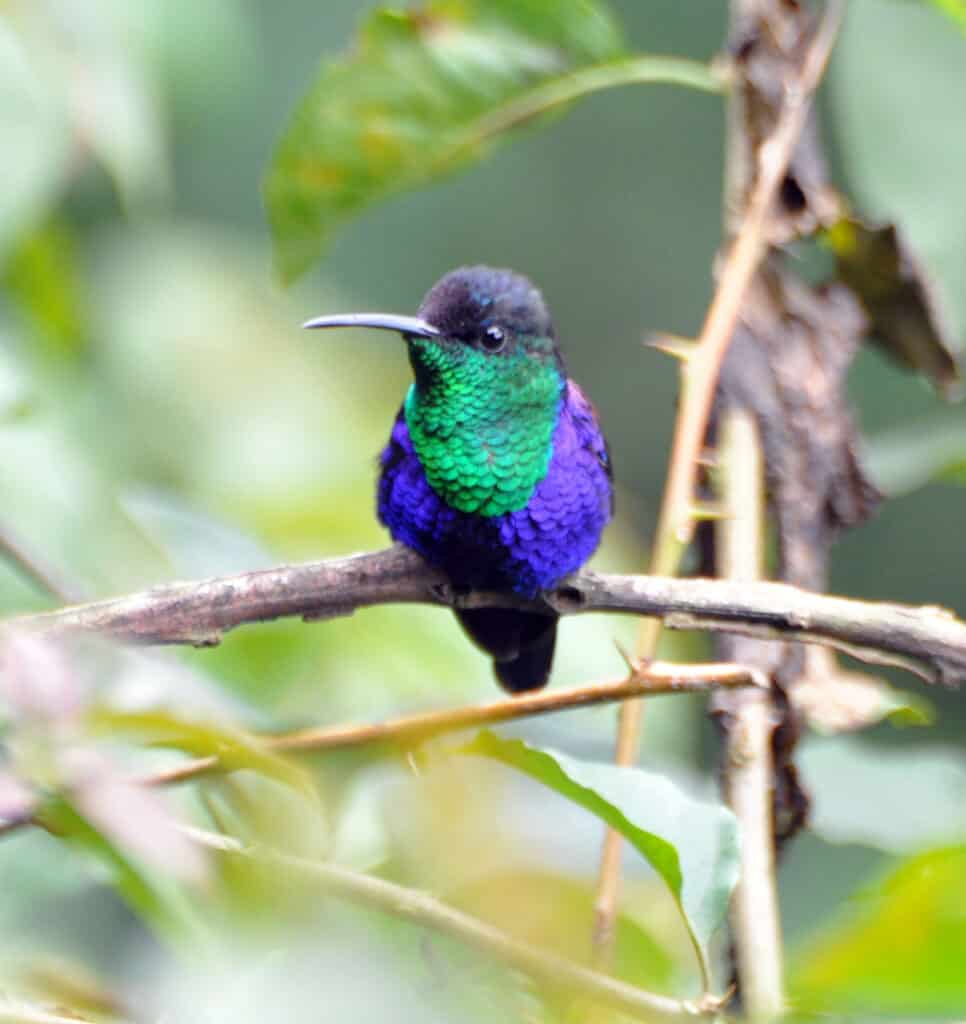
[481, 325, 506, 352]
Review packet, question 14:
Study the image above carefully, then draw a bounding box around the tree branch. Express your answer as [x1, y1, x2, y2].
[0, 661, 761, 844]
[144, 660, 764, 788]
[200, 834, 727, 1023]
[716, 406, 784, 1019]
[9, 545, 965, 685]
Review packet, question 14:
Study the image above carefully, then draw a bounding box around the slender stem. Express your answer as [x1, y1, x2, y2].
[592, 0, 847, 964]
[0, 1010, 98, 1024]
[0, 525, 83, 604]
[197, 834, 726, 1023]
[142, 660, 763, 788]
[717, 408, 784, 1019]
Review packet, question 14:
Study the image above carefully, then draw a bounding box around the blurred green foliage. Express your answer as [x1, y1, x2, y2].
[922, 0, 966, 29]
[790, 846, 966, 1014]
[0, 0, 965, 1021]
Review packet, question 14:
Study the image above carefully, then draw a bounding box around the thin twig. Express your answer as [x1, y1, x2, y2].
[0, 525, 83, 604]
[142, 660, 763, 788]
[187, 830, 727, 1023]
[7, 545, 966, 684]
[593, 0, 847, 958]
[0, 1008, 98, 1024]
[717, 407, 784, 1018]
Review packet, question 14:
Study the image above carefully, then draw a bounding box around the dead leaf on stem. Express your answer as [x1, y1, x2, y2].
[826, 215, 962, 398]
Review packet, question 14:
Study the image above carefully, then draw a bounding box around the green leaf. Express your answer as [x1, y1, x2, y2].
[790, 846, 966, 1015]
[264, 2, 719, 280]
[4, 218, 89, 362]
[119, 485, 274, 577]
[920, 0, 966, 30]
[90, 707, 317, 797]
[875, 684, 935, 725]
[462, 730, 739, 968]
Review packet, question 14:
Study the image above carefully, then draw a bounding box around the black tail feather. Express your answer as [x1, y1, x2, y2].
[455, 608, 558, 693]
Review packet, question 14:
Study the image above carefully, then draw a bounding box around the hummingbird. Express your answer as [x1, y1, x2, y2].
[304, 266, 613, 693]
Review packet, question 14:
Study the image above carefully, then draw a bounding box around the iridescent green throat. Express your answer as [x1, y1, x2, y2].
[404, 336, 563, 517]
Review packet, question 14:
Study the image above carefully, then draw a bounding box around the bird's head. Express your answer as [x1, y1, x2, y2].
[303, 265, 564, 386]
[305, 266, 566, 517]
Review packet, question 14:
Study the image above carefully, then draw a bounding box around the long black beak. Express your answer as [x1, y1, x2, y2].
[302, 312, 440, 339]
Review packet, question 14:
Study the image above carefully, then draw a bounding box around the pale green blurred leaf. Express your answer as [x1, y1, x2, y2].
[0, 2, 169, 242]
[109, 0, 257, 117]
[801, 737, 966, 853]
[0, 830, 93, 935]
[91, 707, 317, 797]
[119, 486, 274, 577]
[790, 846, 966, 1015]
[463, 731, 739, 959]
[202, 773, 330, 871]
[865, 413, 966, 494]
[38, 797, 208, 944]
[453, 869, 675, 995]
[153, 924, 520, 1024]
[266, 1, 639, 280]
[0, 19, 71, 260]
[55, 1, 170, 207]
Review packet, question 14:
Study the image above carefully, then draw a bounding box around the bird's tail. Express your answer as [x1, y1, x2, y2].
[455, 608, 558, 693]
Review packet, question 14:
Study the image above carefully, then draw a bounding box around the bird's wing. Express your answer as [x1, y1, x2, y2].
[566, 379, 613, 472]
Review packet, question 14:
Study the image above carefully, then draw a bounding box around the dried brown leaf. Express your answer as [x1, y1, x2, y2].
[827, 216, 962, 398]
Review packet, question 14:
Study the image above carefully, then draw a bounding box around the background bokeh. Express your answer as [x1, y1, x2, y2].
[1, 0, 964, 1017]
